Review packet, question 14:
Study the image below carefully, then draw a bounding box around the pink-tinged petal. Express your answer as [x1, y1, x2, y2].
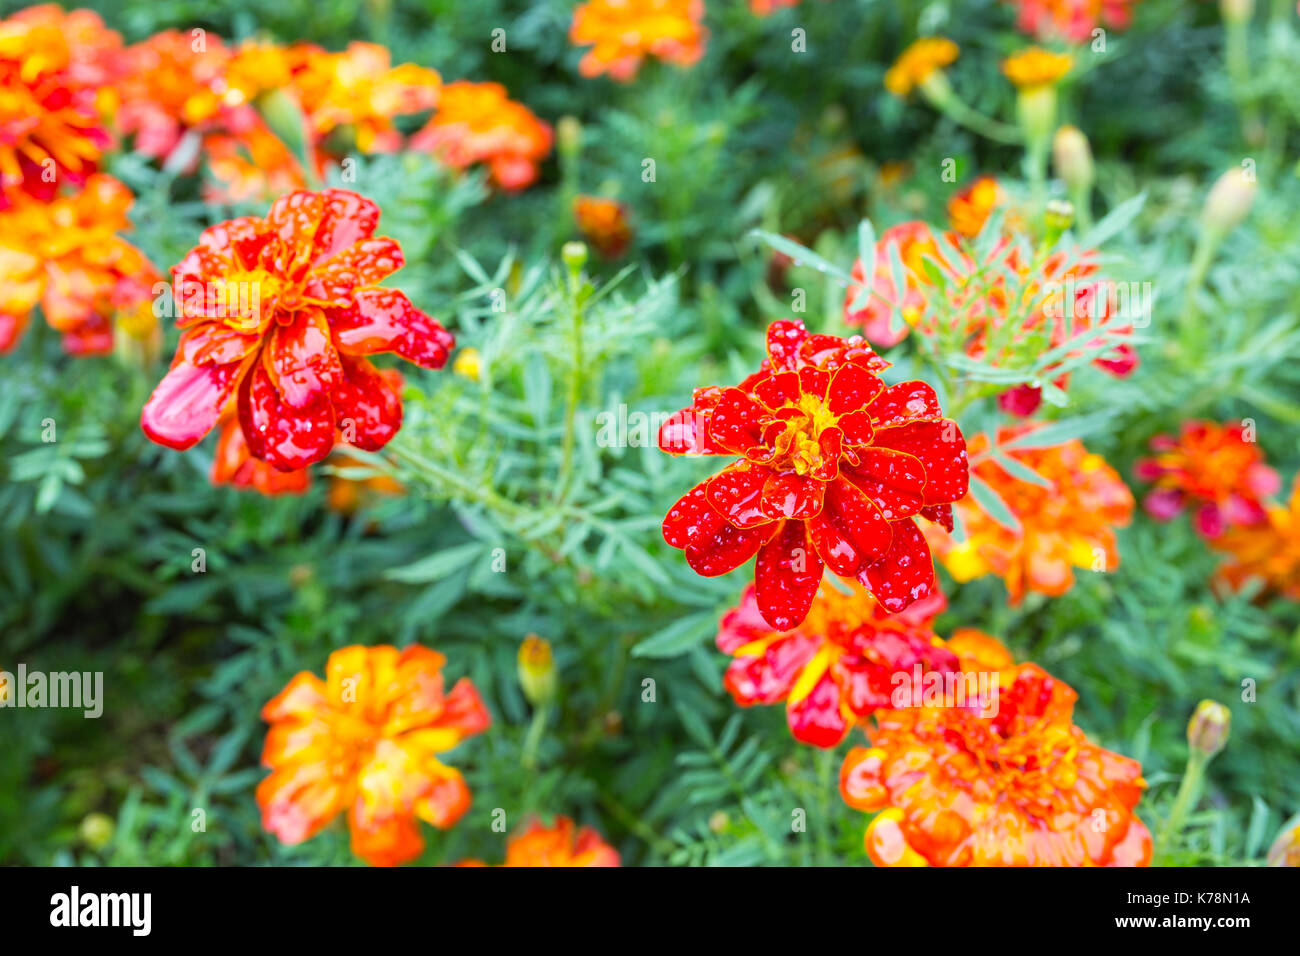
[998, 384, 1042, 417]
[312, 189, 381, 263]
[806, 477, 893, 576]
[836, 409, 875, 447]
[256, 761, 345, 846]
[874, 419, 969, 505]
[797, 366, 830, 401]
[238, 363, 336, 470]
[658, 400, 726, 456]
[706, 462, 773, 529]
[141, 357, 248, 450]
[761, 471, 825, 520]
[766, 319, 809, 371]
[267, 309, 342, 408]
[867, 381, 942, 427]
[1245, 463, 1281, 499]
[753, 370, 801, 410]
[707, 387, 768, 453]
[331, 355, 403, 451]
[827, 362, 886, 416]
[755, 520, 824, 630]
[724, 633, 819, 705]
[1142, 488, 1184, 522]
[180, 323, 261, 366]
[858, 518, 937, 613]
[716, 584, 771, 654]
[1193, 503, 1225, 539]
[303, 237, 404, 305]
[333, 288, 454, 369]
[844, 447, 927, 520]
[786, 668, 849, 748]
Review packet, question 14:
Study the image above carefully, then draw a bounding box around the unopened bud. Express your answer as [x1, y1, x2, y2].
[556, 115, 582, 157]
[561, 241, 589, 272]
[517, 635, 556, 706]
[1186, 699, 1231, 757]
[1044, 199, 1075, 240]
[1053, 125, 1094, 192]
[79, 812, 115, 850]
[1201, 167, 1257, 236]
[1219, 0, 1255, 24]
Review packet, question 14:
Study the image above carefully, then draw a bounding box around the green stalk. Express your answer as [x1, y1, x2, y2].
[921, 73, 1023, 145]
[1155, 751, 1208, 861]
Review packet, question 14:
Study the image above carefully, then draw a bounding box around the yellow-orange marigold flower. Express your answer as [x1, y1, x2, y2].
[0, 174, 160, 355]
[841, 630, 1152, 867]
[258, 644, 490, 866]
[574, 195, 633, 259]
[201, 123, 308, 204]
[1001, 47, 1073, 90]
[925, 428, 1134, 603]
[0, 4, 119, 204]
[115, 29, 232, 162]
[459, 816, 621, 866]
[1213, 478, 1300, 601]
[947, 175, 1007, 239]
[884, 37, 959, 97]
[408, 81, 552, 191]
[570, 0, 708, 82]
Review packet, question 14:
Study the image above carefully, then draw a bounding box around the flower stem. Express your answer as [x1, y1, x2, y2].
[921, 73, 1023, 146]
[555, 251, 587, 503]
[521, 703, 549, 770]
[1155, 750, 1208, 861]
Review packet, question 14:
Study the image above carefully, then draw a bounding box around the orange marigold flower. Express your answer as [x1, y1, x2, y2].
[291, 42, 440, 154]
[718, 578, 958, 748]
[0, 4, 119, 205]
[925, 428, 1133, 603]
[570, 0, 708, 82]
[408, 81, 552, 191]
[843, 221, 947, 348]
[947, 175, 1007, 239]
[140, 188, 454, 472]
[0, 174, 160, 355]
[573, 195, 633, 259]
[750, 0, 803, 13]
[1136, 420, 1280, 538]
[883, 37, 959, 98]
[1001, 47, 1073, 90]
[258, 643, 491, 867]
[1007, 0, 1140, 44]
[503, 816, 621, 866]
[115, 29, 232, 163]
[660, 319, 968, 630]
[841, 630, 1152, 866]
[1213, 478, 1300, 601]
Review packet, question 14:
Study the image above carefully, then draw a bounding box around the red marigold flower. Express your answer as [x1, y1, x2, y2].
[841, 630, 1152, 866]
[1213, 477, 1300, 601]
[573, 195, 633, 259]
[1135, 420, 1279, 538]
[659, 319, 969, 630]
[570, 0, 708, 82]
[924, 428, 1134, 603]
[0, 174, 160, 355]
[718, 577, 958, 747]
[140, 188, 453, 472]
[409, 81, 553, 192]
[0, 4, 119, 206]
[1006, 0, 1139, 45]
[257, 643, 490, 867]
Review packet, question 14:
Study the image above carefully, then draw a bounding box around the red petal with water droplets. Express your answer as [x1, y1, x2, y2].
[760, 471, 826, 520]
[333, 288, 454, 369]
[141, 357, 248, 450]
[868, 381, 942, 427]
[920, 503, 954, 532]
[658, 397, 726, 455]
[303, 237, 404, 305]
[331, 355, 403, 451]
[312, 190, 381, 263]
[707, 388, 767, 453]
[827, 362, 885, 416]
[858, 518, 937, 613]
[766, 319, 808, 371]
[836, 409, 875, 446]
[874, 419, 969, 505]
[844, 447, 927, 520]
[267, 309, 341, 408]
[238, 364, 336, 470]
[786, 668, 849, 748]
[755, 520, 824, 630]
[753, 370, 801, 410]
[706, 462, 772, 528]
[724, 634, 819, 705]
[806, 477, 893, 576]
[663, 481, 773, 574]
[800, 334, 890, 374]
[812, 427, 842, 481]
[797, 366, 830, 401]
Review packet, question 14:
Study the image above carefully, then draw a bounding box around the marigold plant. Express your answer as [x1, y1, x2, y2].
[140, 188, 454, 472]
[659, 319, 968, 630]
[841, 630, 1152, 866]
[258, 644, 490, 866]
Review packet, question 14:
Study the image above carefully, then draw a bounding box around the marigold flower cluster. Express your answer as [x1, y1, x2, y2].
[140, 188, 454, 476]
[925, 428, 1134, 603]
[570, 0, 708, 82]
[660, 319, 969, 630]
[717, 577, 958, 747]
[841, 630, 1152, 866]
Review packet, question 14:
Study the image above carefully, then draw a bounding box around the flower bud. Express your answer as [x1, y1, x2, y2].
[1044, 199, 1075, 241]
[1219, 0, 1255, 24]
[1053, 125, 1094, 192]
[556, 115, 583, 157]
[79, 812, 115, 850]
[1201, 167, 1257, 236]
[453, 347, 482, 382]
[517, 635, 556, 706]
[561, 241, 589, 272]
[1186, 699, 1231, 758]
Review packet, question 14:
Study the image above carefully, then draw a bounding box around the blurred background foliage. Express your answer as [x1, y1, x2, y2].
[3, 0, 1300, 866]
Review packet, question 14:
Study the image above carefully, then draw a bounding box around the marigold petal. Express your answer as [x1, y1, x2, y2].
[706, 461, 772, 528]
[760, 470, 826, 520]
[238, 363, 336, 470]
[334, 287, 454, 369]
[858, 518, 937, 613]
[874, 419, 969, 505]
[755, 519, 824, 630]
[807, 477, 893, 576]
[140, 356, 247, 450]
[330, 354, 403, 452]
